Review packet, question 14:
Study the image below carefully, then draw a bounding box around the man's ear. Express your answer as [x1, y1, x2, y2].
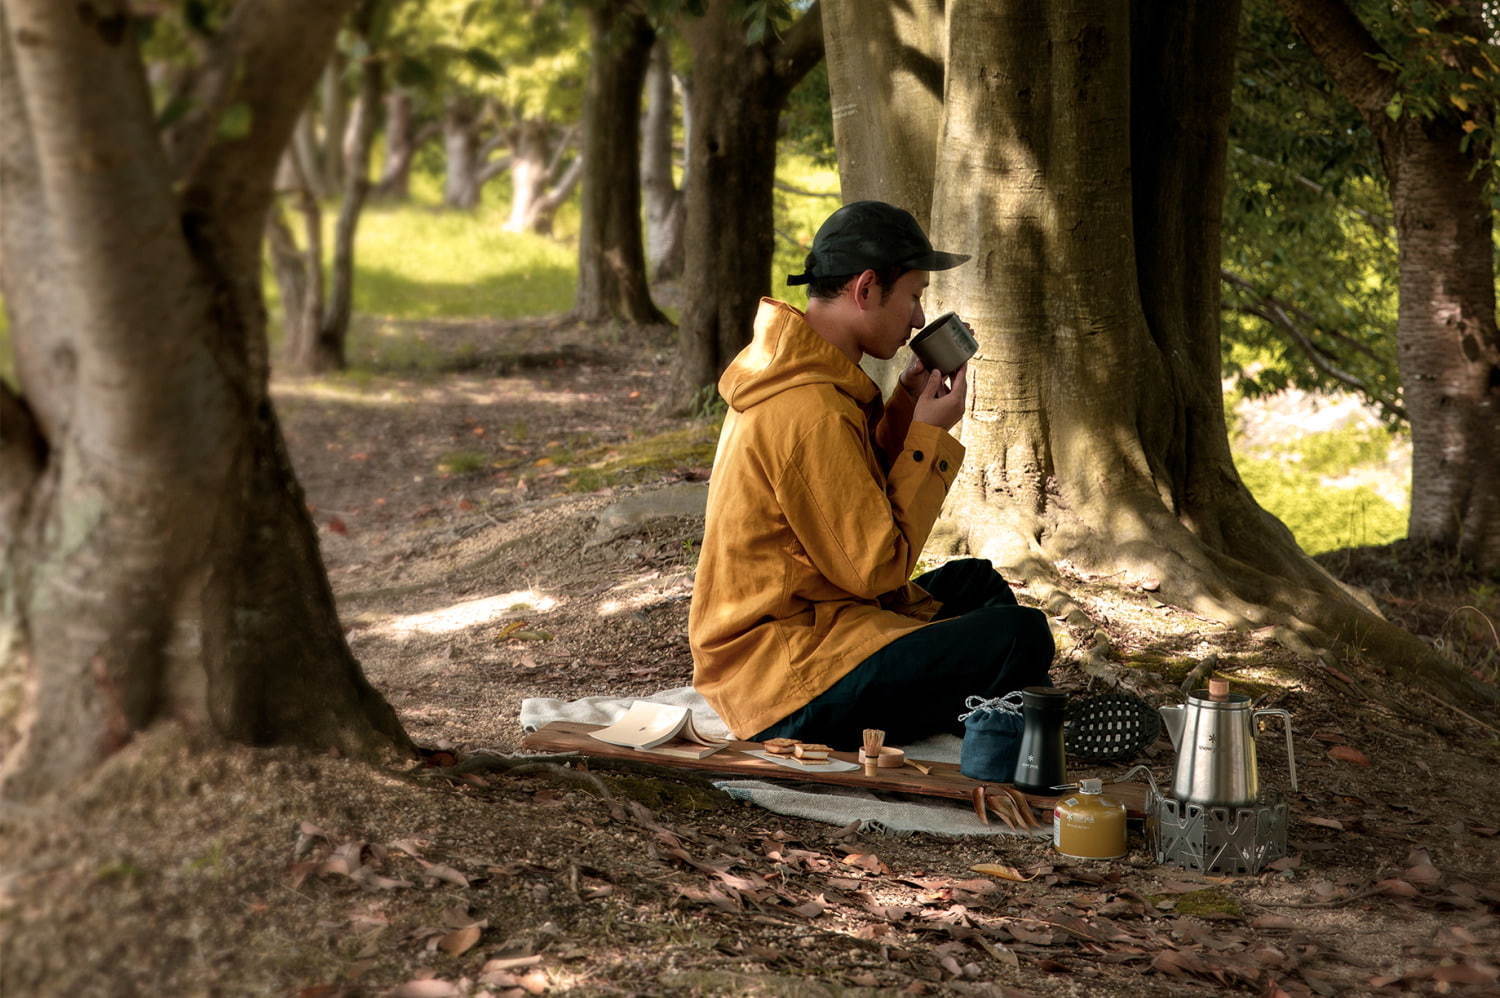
[851, 270, 878, 311]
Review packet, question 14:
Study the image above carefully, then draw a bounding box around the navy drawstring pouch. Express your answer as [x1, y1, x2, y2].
[958, 691, 1026, 782]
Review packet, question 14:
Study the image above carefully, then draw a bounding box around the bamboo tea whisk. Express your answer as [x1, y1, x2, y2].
[862, 728, 885, 777]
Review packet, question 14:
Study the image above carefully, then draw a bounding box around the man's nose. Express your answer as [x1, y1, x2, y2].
[911, 305, 925, 330]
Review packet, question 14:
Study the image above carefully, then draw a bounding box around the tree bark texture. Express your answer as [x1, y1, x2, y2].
[320, 52, 347, 195]
[504, 120, 554, 232]
[670, 0, 825, 410]
[1276, 0, 1500, 575]
[642, 37, 685, 281]
[911, 0, 1468, 690]
[821, 0, 945, 227]
[821, 0, 943, 394]
[0, 0, 411, 799]
[442, 96, 482, 209]
[575, 3, 667, 326]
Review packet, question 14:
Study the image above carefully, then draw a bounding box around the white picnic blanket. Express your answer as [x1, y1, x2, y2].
[519, 686, 1047, 839]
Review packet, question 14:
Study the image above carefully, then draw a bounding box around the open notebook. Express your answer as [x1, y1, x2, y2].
[588, 700, 729, 759]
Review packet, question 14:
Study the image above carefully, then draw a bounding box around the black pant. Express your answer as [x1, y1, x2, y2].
[753, 558, 1054, 750]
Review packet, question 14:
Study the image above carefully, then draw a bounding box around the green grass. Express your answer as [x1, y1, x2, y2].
[1235, 422, 1408, 554]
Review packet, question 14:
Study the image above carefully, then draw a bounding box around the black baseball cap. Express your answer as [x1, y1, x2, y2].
[786, 200, 970, 286]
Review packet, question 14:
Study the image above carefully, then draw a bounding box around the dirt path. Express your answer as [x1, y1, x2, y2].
[3, 319, 1498, 997]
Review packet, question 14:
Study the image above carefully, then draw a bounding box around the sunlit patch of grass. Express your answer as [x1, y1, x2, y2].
[559, 421, 721, 493]
[354, 203, 576, 321]
[1235, 420, 1409, 555]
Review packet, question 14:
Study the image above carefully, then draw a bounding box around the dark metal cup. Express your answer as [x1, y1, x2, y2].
[909, 311, 977, 375]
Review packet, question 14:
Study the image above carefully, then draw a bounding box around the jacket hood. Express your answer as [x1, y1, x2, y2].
[719, 298, 879, 412]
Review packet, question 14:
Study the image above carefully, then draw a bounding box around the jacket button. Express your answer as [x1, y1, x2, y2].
[912, 450, 924, 462]
[939, 460, 949, 472]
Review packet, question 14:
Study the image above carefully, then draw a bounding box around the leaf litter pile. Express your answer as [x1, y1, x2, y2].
[3, 317, 1499, 997]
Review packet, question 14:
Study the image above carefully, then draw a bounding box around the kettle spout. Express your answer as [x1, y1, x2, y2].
[1159, 704, 1185, 750]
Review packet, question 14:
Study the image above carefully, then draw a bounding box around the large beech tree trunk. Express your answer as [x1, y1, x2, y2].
[830, 0, 1478, 695]
[1276, 0, 1500, 575]
[669, 0, 824, 411]
[575, 3, 666, 325]
[0, 0, 411, 800]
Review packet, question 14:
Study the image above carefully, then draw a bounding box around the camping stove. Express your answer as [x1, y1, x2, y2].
[1147, 792, 1288, 875]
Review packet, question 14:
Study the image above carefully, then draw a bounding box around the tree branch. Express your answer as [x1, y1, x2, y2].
[1221, 269, 1408, 422]
[174, 0, 360, 274]
[1231, 146, 1392, 232]
[771, 0, 824, 101]
[1273, 0, 1396, 123]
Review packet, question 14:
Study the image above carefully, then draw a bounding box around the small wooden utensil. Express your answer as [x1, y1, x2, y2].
[862, 729, 885, 777]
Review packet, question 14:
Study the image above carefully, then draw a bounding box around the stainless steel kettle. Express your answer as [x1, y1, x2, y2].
[1158, 678, 1297, 807]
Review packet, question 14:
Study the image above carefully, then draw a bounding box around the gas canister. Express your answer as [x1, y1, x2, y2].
[1054, 778, 1127, 860]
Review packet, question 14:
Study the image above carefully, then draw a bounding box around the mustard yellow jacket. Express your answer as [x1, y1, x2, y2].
[689, 298, 966, 738]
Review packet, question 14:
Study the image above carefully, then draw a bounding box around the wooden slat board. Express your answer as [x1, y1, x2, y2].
[521, 721, 1149, 817]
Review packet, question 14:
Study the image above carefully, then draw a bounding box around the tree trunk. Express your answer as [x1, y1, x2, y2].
[525, 151, 584, 236]
[822, 0, 944, 225]
[0, 0, 411, 800]
[668, 0, 825, 411]
[320, 53, 347, 195]
[908, 0, 1471, 693]
[822, 0, 946, 394]
[505, 120, 552, 232]
[376, 89, 416, 200]
[575, 3, 667, 325]
[642, 37, 684, 281]
[1386, 122, 1500, 571]
[1275, 0, 1500, 575]
[317, 50, 384, 372]
[442, 97, 481, 210]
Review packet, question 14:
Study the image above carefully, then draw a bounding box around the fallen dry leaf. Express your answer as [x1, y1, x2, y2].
[423, 864, 470, 888]
[970, 863, 1036, 883]
[1328, 745, 1370, 766]
[1375, 877, 1420, 898]
[483, 955, 543, 973]
[391, 979, 459, 998]
[437, 924, 482, 956]
[1304, 816, 1345, 831]
[842, 853, 890, 875]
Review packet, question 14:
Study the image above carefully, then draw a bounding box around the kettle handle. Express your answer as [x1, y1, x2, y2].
[1253, 708, 1297, 793]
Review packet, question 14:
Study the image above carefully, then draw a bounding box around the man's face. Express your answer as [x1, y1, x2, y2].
[860, 270, 930, 360]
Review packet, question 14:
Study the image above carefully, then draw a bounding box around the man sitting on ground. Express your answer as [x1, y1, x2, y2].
[688, 201, 1055, 751]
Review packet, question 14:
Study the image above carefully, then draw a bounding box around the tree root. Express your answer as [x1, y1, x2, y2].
[956, 491, 1500, 706]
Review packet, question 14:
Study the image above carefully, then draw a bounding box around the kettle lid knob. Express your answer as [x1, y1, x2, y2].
[1208, 676, 1230, 701]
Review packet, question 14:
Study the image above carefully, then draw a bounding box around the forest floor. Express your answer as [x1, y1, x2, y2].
[4, 316, 1500, 998]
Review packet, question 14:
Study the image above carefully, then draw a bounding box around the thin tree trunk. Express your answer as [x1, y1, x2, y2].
[575, 3, 667, 325]
[320, 53, 346, 195]
[642, 37, 683, 281]
[376, 89, 415, 200]
[525, 152, 583, 236]
[1275, 0, 1500, 574]
[318, 49, 384, 371]
[505, 120, 551, 232]
[442, 97, 481, 209]
[668, 0, 824, 411]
